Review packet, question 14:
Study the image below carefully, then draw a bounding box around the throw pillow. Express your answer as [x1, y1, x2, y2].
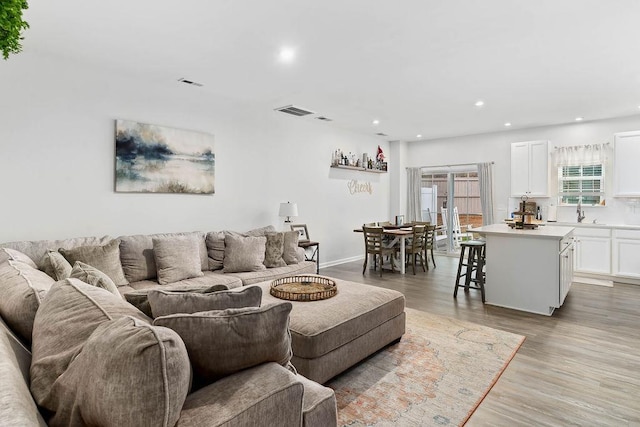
[153, 302, 293, 384]
[244, 225, 277, 237]
[222, 234, 267, 273]
[70, 261, 121, 297]
[30, 279, 150, 408]
[264, 232, 287, 268]
[147, 286, 263, 318]
[46, 316, 190, 427]
[152, 236, 205, 285]
[282, 231, 300, 265]
[0, 247, 37, 268]
[124, 284, 229, 318]
[205, 231, 225, 271]
[41, 250, 73, 280]
[59, 240, 128, 286]
[0, 259, 55, 344]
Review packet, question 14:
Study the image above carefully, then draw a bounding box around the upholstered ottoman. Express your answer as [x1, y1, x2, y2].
[257, 278, 405, 384]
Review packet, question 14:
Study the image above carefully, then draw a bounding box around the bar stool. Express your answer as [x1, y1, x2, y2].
[453, 240, 486, 303]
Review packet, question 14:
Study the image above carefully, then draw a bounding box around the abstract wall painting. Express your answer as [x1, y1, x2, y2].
[115, 120, 215, 194]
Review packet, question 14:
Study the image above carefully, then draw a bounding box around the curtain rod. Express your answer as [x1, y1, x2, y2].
[405, 161, 494, 170]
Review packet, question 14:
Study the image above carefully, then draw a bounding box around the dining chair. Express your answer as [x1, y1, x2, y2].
[424, 224, 437, 269]
[362, 225, 396, 277]
[405, 224, 427, 275]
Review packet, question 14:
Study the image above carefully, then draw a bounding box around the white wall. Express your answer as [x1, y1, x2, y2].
[0, 53, 390, 265]
[400, 115, 640, 225]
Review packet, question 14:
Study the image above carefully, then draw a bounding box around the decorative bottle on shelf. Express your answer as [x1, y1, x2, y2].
[536, 206, 542, 220]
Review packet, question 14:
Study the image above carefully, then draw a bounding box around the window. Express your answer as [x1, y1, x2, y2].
[557, 164, 604, 206]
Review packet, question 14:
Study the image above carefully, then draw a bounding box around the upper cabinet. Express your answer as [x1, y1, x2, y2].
[613, 131, 640, 197]
[510, 140, 549, 197]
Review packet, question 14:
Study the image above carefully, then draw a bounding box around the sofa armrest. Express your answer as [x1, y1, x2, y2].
[177, 362, 304, 427]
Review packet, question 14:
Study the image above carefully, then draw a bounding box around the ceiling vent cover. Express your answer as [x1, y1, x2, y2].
[275, 105, 315, 117]
[316, 116, 333, 121]
[178, 78, 203, 87]
[376, 132, 388, 137]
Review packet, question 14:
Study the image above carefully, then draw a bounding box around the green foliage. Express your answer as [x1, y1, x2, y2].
[0, 0, 29, 60]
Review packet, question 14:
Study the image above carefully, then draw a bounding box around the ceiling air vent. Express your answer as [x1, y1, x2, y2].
[274, 105, 315, 117]
[316, 116, 333, 122]
[376, 132, 388, 137]
[178, 78, 203, 87]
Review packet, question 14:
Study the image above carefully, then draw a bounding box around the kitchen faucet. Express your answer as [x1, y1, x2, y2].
[577, 200, 585, 223]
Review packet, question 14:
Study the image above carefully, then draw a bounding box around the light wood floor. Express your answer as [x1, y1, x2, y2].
[321, 255, 640, 426]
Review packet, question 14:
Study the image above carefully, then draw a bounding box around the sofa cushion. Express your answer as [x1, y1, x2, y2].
[0, 247, 37, 268]
[148, 286, 262, 318]
[205, 231, 225, 271]
[282, 231, 300, 265]
[245, 225, 277, 237]
[222, 234, 267, 273]
[264, 232, 287, 268]
[218, 261, 316, 285]
[154, 302, 293, 384]
[0, 259, 55, 345]
[59, 239, 128, 287]
[70, 261, 120, 297]
[118, 232, 208, 283]
[46, 316, 190, 427]
[30, 279, 150, 409]
[297, 374, 338, 427]
[41, 250, 72, 280]
[153, 236, 204, 285]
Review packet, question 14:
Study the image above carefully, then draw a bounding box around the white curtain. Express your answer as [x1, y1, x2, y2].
[477, 162, 495, 226]
[554, 143, 609, 166]
[406, 168, 422, 222]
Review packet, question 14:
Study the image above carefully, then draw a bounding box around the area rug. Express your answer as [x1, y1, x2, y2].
[326, 308, 525, 426]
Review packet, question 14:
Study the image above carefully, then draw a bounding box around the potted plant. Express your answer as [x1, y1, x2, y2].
[1, 0, 29, 60]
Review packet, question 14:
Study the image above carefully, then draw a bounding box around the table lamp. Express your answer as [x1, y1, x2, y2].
[279, 202, 298, 223]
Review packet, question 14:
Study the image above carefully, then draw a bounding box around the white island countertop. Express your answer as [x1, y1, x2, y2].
[471, 223, 574, 239]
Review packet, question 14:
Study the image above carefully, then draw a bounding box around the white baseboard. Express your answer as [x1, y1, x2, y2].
[319, 255, 364, 269]
[572, 276, 613, 287]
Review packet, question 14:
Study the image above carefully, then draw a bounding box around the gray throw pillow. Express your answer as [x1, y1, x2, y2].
[30, 279, 150, 408]
[264, 232, 287, 268]
[41, 250, 73, 280]
[152, 236, 204, 285]
[70, 261, 121, 298]
[148, 286, 263, 318]
[153, 302, 293, 384]
[59, 240, 128, 287]
[0, 259, 55, 344]
[222, 234, 267, 273]
[282, 231, 300, 265]
[205, 231, 225, 271]
[45, 316, 190, 427]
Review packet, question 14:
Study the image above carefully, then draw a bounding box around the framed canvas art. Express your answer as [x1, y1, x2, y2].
[115, 120, 215, 194]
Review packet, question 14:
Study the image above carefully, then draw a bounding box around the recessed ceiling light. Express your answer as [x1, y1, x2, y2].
[475, 100, 485, 107]
[372, 119, 380, 125]
[278, 47, 296, 63]
[416, 134, 422, 138]
[575, 117, 584, 121]
[504, 122, 511, 127]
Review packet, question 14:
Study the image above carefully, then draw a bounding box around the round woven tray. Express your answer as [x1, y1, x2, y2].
[270, 275, 338, 302]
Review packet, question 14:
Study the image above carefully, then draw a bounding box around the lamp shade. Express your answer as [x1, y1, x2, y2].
[279, 202, 298, 221]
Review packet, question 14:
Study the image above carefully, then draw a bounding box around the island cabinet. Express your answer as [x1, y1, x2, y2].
[612, 229, 640, 279]
[510, 140, 549, 197]
[573, 227, 611, 275]
[472, 224, 574, 316]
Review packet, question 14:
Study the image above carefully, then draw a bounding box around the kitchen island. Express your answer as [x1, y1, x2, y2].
[471, 223, 575, 316]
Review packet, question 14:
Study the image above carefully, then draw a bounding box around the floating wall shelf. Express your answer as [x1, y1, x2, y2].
[330, 165, 387, 174]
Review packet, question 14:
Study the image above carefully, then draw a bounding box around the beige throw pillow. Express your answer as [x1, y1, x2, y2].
[205, 231, 225, 271]
[0, 247, 37, 268]
[264, 232, 287, 268]
[282, 231, 300, 265]
[153, 302, 293, 385]
[70, 261, 121, 297]
[222, 234, 267, 273]
[41, 250, 73, 280]
[59, 240, 128, 286]
[147, 286, 262, 318]
[45, 316, 190, 427]
[152, 236, 204, 285]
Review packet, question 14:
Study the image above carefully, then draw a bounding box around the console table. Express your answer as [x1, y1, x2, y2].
[299, 241, 319, 274]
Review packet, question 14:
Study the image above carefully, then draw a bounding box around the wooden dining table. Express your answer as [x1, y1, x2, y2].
[353, 226, 414, 274]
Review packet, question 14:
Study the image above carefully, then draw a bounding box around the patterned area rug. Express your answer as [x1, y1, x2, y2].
[326, 308, 525, 426]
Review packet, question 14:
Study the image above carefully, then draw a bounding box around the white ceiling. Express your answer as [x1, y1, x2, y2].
[21, 0, 640, 141]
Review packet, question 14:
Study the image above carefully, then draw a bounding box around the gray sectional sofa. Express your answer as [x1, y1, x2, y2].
[0, 226, 335, 427]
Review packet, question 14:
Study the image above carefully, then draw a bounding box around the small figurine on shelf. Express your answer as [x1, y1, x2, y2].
[375, 145, 385, 170]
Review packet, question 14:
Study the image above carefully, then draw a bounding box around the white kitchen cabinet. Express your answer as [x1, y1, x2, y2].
[573, 227, 611, 275]
[613, 131, 640, 197]
[510, 140, 549, 197]
[612, 229, 640, 278]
